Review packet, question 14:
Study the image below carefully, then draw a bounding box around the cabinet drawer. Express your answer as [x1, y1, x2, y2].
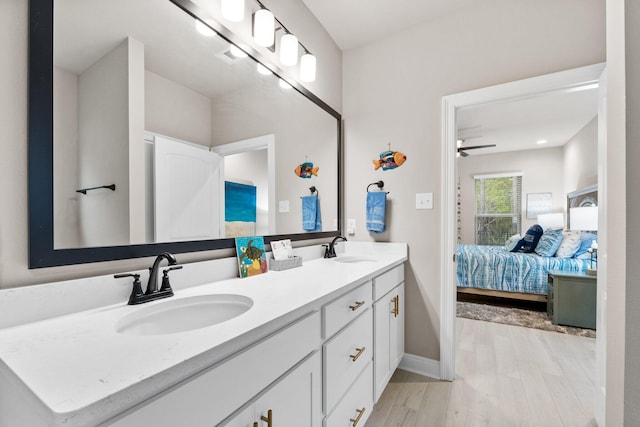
[323, 282, 372, 339]
[324, 308, 373, 412]
[324, 362, 373, 427]
[373, 265, 404, 300]
[106, 311, 321, 427]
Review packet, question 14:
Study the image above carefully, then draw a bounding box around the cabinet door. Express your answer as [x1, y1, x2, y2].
[373, 283, 405, 402]
[254, 351, 322, 427]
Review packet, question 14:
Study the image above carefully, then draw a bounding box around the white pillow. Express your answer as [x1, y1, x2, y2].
[555, 230, 582, 258]
[505, 234, 521, 251]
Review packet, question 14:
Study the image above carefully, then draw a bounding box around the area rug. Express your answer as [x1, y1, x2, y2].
[456, 301, 596, 338]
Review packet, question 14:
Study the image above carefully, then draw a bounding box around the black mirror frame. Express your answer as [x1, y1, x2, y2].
[28, 0, 342, 268]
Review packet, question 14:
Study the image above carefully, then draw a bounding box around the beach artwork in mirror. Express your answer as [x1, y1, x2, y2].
[52, 0, 339, 250]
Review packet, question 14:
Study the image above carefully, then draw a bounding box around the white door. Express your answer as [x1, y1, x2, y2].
[153, 135, 223, 242]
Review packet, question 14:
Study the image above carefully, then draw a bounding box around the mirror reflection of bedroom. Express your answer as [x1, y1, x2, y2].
[455, 88, 599, 331]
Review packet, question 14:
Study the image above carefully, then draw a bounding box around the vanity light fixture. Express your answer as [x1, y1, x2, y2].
[280, 33, 299, 66]
[253, 7, 275, 47]
[195, 19, 215, 37]
[229, 43, 248, 58]
[221, 0, 244, 22]
[299, 51, 316, 82]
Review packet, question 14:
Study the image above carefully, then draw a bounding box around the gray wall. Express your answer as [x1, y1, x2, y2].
[564, 116, 598, 196]
[457, 147, 565, 244]
[0, 0, 341, 288]
[342, 0, 605, 361]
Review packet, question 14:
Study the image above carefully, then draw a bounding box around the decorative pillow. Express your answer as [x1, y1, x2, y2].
[505, 234, 521, 251]
[511, 224, 544, 253]
[555, 230, 582, 258]
[535, 228, 564, 257]
[574, 232, 598, 259]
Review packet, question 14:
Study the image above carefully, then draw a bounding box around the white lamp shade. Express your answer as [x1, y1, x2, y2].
[537, 213, 564, 230]
[221, 0, 244, 22]
[570, 206, 598, 231]
[253, 9, 275, 47]
[299, 53, 316, 82]
[280, 33, 299, 66]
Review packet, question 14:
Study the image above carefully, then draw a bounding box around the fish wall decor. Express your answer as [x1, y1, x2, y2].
[373, 147, 407, 171]
[295, 161, 319, 178]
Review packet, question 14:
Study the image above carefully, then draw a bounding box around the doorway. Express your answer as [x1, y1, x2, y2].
[440, 64, 606, 393]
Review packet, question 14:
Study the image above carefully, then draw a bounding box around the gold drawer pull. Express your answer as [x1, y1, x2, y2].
[350, 407, 366, 426]
[260, 409, 273, 427]
[350, 346, 366, 361]
[393, 294, 400, 317]
[349, 300, 365, 311]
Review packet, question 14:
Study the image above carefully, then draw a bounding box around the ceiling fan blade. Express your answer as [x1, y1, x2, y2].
[458, 144, 496, 151]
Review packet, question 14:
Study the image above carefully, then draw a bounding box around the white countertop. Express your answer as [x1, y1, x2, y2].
[0, 242, 407, 426]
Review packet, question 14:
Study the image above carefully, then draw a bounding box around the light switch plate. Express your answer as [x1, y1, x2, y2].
[279, 200, 290, 213]
[416, 193, 433, 210]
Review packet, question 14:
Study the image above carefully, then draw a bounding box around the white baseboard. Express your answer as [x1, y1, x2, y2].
[398, 353, 441, 380]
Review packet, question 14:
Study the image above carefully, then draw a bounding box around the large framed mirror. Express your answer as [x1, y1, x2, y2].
[28, 0, 342, 268]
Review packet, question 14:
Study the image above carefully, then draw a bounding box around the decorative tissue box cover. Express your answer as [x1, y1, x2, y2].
[268, 256, 303, 271]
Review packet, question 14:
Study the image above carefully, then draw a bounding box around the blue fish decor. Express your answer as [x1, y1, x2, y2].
[373, 144, 407, 171]
[295, 161, 319, 179]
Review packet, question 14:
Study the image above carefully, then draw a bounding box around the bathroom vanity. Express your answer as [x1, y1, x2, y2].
[0, 242, 406, 426]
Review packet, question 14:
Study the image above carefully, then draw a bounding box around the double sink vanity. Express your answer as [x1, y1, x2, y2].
[0, 242, 407, 426]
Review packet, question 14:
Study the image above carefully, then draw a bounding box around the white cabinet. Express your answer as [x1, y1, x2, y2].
[106, 311, 321, 427]
[221, 351, 322, 427]
[373, 282, 405, 402]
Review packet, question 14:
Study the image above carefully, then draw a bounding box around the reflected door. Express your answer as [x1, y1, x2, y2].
[153, 136, 223, 242]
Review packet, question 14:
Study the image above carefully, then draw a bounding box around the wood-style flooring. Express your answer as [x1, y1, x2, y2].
[365, 317, 596, 427]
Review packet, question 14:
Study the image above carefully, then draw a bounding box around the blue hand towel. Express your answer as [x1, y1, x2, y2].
[366, 192, 386, 233]
[302, 195, 322, 231]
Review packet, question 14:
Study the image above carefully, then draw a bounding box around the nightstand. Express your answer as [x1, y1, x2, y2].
[547, 270, 596, 329]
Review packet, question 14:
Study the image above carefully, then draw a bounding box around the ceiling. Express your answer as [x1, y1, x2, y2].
[457, 87, 599, 156]
[301, 0, 475, 51]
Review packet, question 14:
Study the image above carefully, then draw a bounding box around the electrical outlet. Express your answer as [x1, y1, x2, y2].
[416, 193, 433, 210]
[347, 218, 356, 235]
[279, 200, 290, 213]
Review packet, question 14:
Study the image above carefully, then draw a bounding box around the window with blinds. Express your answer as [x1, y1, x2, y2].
[474, 174, 522, 245]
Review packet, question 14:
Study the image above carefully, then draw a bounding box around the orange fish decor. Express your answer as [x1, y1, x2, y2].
[294, 161, 319, 178]
[373, 145, 407, 171]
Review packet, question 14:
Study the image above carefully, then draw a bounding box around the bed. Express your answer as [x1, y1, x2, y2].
[456, 244, 590, 301]
[457, 185, 597, 301]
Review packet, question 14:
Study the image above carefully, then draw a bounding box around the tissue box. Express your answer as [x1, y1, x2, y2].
[268, 256, 303, 271]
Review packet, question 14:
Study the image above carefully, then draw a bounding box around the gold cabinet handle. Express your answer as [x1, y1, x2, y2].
[394, 294, 400, 317]
[350, 407, 366, 426]
[349, 300, 365, 311]
[260, 409, 273, 427]
[350, 346, 366, 362]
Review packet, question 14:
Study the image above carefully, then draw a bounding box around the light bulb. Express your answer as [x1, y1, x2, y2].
[257, 63, 272, 75]
[280, 33, 298, 66]
[195, 20, 215, 37]
[279, 79, 292, 89]
[253, 9, 275, 47]
[299, 53, 316, 82]
[221, 0, 244, 22]
[229, 44, 248, 58]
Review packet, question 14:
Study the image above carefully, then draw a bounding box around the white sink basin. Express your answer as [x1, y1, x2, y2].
[115, 294, 253, 336]
[332, 256, 376, 264]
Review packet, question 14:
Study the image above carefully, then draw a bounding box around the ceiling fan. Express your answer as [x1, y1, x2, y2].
[456, 139, 496, 157]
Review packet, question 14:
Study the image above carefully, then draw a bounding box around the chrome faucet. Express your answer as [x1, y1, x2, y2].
[114, 252, 182, 305]
[324, 236, 347, 258]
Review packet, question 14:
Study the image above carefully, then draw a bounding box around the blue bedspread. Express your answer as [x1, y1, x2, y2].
[456, 244, 590, 295]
